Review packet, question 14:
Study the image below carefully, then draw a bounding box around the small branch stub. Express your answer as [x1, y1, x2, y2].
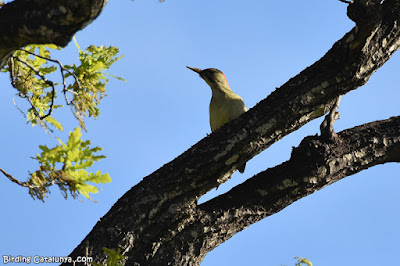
[320, 96, 342, 140]
[346, 0, 383, 25]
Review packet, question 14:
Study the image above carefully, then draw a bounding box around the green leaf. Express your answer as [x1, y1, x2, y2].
[43, 44, 61, 50]
[295, 257, 313, 266]
[45, 116, 63, 131]
[63, 40, 124, 128]
[28, 127, 110, 201]
[89, 171, 111, 184]
[102, 248, 125, 266]
[76, 183, 99, 199]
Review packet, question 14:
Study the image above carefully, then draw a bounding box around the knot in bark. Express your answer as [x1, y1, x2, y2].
[347, 0, 382, 25]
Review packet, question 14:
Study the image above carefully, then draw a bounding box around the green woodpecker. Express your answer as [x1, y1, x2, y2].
[187, 66, 247, 173]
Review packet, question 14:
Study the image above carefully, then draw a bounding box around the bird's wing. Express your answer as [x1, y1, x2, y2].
[228, 97, 247, 121]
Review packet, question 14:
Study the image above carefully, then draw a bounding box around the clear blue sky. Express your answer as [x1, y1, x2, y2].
[1, 1, 399, 265]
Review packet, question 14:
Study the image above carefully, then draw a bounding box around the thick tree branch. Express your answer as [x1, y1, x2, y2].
[0, 0, 108, 68]
[158, 116, 400, 264]
[64, 1, 400, 264]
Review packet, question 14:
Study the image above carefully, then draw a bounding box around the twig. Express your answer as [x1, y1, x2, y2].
[7, 56, 16, 87]
[0, 168, 29, 187]
[12, 56, 56, 120]
[19, 49, 82, 105]
[1, 167, 66, 189]
[0, 167, 55, 189]
[13, 97, 27, 118]
[8, 57, 51, 133]
[338, 0, 353, 3]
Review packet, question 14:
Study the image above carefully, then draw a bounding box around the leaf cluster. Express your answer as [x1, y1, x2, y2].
[2, 45, 63, 131]
[28, 127, 111, 201]
[2, 41, 124, 132]
[65, 40, 124, 130]
[93, 248, 126, 266]
[294, 257, 313, 266]
[1, 41, 123, 201]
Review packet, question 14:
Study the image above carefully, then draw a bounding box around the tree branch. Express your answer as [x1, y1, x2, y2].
[320, 95, 341, 139]
[176, 116, 399, 264]
[0, 0, 108, 68]
[0, 168, 29, 187]
[65, 1, 400, 264]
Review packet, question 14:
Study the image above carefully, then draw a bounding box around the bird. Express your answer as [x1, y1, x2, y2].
[187, 66, 247, 173]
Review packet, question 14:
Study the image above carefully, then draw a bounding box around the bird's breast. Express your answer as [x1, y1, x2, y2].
[209, 96, 247, 132]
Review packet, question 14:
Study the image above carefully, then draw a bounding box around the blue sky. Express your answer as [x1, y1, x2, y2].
[1, 1, 399, 265]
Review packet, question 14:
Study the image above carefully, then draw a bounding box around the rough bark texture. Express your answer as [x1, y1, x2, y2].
[189, 116, 400, 264]
[62, 0, 400, 265]
[146, 116, 400, 265]
[0, 0, 108, 68]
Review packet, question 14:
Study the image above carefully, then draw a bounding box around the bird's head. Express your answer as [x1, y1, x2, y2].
[187, 66, 230, 90]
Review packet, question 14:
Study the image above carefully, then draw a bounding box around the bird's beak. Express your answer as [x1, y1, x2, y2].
[186, 66, 202, 74]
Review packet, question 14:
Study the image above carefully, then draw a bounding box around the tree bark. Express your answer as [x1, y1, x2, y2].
[155, 116, 400, 265]
[63, 0, 400, 265]
[0, 0, 108, 68]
